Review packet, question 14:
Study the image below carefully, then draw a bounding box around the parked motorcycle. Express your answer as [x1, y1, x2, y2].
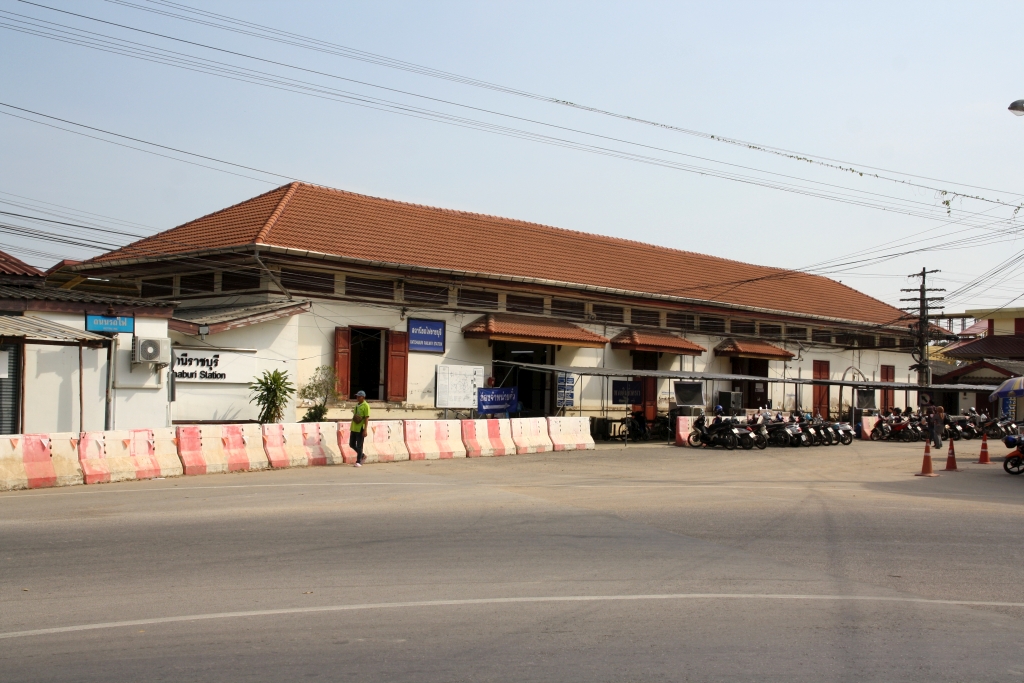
[688, 413, 739, 450]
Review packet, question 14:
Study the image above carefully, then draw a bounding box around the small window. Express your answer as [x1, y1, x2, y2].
[785, 326, 807, 340]
[856, 335, 876, 348]
[506, 294, 544, 315]
[346, 276, 394, 300]
[730, 320, 755, 335]
[222, 270, 261, 292]
[403, 282, 449, 305]
[141, 277, 174, 298]
[760, 324, 782, 338]
[835, 333, 856, 347]
[281, 268, 335, 294]
[631, 309, 661, 327]
[699, 317, 725, 334]
[812, 329, 832, 343]
[180, 273, 215, 294]
[458, 289, 498, 309]
[592, 304, 623, 324]
[879, 336, 897, 348]
[552, 298, 585, 320]
[666, 312, 695, 331]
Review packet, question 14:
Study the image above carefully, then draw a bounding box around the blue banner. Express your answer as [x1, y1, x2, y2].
[612, 380, 642, 405]
[85, 314, 134, 333]
[408, 318, 445, 353]
[478, 387, 518, 414]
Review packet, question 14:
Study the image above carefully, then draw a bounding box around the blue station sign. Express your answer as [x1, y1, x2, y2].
[408, 319, 446, 353]
[477, 387, 518, 414]
[85, 314, 134, 334]
[612, 380, 643, 405]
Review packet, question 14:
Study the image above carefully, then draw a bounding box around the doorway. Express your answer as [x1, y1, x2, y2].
[729, 357, 769, 409]
[632, 351, 658, 421]
[350, 328, 385, 400]
[880, 364, 895, 412]
[813, 360, 830, 418]
[0, 343, 20, 434]
[492, 341, 552, 417]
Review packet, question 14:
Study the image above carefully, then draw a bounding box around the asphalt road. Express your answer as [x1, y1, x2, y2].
[2, 438, 1024, 682]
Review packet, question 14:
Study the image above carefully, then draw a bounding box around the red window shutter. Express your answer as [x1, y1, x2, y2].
[386, 330, 408, 402]
[1015, 319, 1024, 336]
[989, 319, 995, 336]
[334, 327, 351, 398]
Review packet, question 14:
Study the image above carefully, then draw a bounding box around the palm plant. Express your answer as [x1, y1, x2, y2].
[249, 369, 296, 424]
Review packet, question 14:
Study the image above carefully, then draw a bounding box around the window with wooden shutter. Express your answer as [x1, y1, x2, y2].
[386, 330, 408, 402]
[334, 327, 351, 397]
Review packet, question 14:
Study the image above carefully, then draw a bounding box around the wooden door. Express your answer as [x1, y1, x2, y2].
[334, 327, 351, 398]
[813, 360, 830, 418]
[880, 365, 895, 412]
[385, 330, 408, 402]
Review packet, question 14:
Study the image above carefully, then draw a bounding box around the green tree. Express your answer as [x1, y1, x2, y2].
[298, 365, 338, 422]
[249, 369, 296, 424]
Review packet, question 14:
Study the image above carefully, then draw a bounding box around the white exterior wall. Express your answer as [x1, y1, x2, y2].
[22, 312, 171, 432]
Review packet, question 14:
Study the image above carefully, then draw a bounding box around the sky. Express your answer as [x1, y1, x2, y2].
[2, 0, 1024, 315]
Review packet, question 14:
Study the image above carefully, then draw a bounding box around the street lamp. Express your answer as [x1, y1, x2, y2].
[1010, 100, 1024, 116]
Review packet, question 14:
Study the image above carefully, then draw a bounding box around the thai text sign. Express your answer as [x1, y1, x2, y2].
[478, 387, 518, 414]
[435, 364, 485, 408]
[85, 315, 134, 333]
[408, 319, 446, 353]
[612, 380, 643, 405]
[173, 348, 257, 383]
[556, 372, 575, 407]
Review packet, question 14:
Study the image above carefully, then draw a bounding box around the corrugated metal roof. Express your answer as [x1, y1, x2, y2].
[0, 316, 108, 343]
[0, 285, 169, 307]
[0, 249, 44, 277]
[172, 300, 310, 325]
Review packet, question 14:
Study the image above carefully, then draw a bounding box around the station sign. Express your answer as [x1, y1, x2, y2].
[85, 314, 134, 334]
[612, 380, 643, 405]
[408, 319, 446, 353]
[172, 348, 256, 384]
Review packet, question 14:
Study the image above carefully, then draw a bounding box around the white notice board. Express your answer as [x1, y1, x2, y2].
[435, 365, 485, 408]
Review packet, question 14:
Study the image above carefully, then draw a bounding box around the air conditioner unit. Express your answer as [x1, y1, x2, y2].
[132, 337, 171, 365]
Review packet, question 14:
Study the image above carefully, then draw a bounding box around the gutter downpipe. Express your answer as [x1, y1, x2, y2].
[104, 336, 115, 430]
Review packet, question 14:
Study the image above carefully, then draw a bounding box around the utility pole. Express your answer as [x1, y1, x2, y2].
[899, 268, 944, 386]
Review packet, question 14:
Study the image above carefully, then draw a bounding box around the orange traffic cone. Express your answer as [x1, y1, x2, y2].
[916, 440, 938, 477]
[976, 433, 992, 464]
[944, 439, 961, 471]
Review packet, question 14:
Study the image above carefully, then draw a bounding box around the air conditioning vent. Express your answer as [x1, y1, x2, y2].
[132, 337, 171, 364]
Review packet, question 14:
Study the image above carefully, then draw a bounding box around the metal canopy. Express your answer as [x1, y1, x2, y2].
[493, 360, 995, 393]
[0, 315, 109, 345]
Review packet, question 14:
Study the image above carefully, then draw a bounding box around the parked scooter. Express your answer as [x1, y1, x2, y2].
[688, 409, 740, 450]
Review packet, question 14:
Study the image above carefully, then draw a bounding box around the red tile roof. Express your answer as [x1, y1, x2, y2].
[89, 183, 909, 327]
[462, 314, 609, 347]
[0, 250, 44, 278]
[714, 338, 795, 359]
[610, 329, 705, 355]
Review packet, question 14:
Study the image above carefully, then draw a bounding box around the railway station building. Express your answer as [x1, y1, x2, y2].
[53, 182, 920, 424]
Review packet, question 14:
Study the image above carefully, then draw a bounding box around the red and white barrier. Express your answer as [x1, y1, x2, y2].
[510, 417, 553, 454]
[317, 422, 351, 465]
[675, 416, 694, 446]
[546, 417, 595, 451]
[332, 422, 359, 464]
[461, 419, 516, 457]
[176, 425, 228, 475]
[0, 433, 80, 491]
[362, 420, 409, 463]
[218, 424, 270, 472]
[152, 427, 184, 477]
[861, 415, 878, 440]
[404, 419, 467, 460]
[48, 432, 87, 486]
[261, 423, 317, 468]
[79, 429, 169, 484]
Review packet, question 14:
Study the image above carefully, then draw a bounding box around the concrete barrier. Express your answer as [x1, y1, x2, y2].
[862, 415, 879, 440]
[404, 419, 467, 460]
[510, 417, 554, 454]
[220, 424, 270, 472]
[0, 434, 77, 491]
[675, 416, 694, 446]
[331, 422, 360, 464]
[546, 417, 595, 451]
[152, 427, 184, 478]
[461, 419, 516, 457]
[48, 433, 87, 486]
[299, 422, 330, 466]
[177, 425, 229, 475]
[78, 429, 175, 484]
[262, 423, 310, 468]
[363, 420, 409, 463]
[317, 421, 350, 465]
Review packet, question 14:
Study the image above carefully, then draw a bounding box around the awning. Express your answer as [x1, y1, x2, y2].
[959, 319, 988, 337]
[0, 316, 108, 346]
[610, 329, 705, 355]
[714, 338, 794, 360]
[494, 360, 995, 393]
[169, 300, 312, 335]
[943, 335, 1024, 360]
[462, 313, 608, 348]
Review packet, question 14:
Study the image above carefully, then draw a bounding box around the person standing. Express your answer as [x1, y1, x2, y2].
[350, 390, 370, 466]
[930, 405, 944, 449]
